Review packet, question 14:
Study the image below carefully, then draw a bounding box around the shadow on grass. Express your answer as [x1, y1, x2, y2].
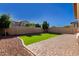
[48, 32, 62, 35]
[0, 33, 43, 39]
[0, 32, 62, 39]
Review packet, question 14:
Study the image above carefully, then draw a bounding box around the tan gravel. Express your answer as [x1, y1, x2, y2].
[0, 37, 35, 56]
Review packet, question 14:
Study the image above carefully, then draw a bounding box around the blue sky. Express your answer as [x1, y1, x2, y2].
[0, 3, 75, 27]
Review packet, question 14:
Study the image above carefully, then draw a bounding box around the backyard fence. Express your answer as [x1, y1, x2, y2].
[6, 27, 75, 35]
[48, 27, 75, 34]
[7, 27, 43, 35]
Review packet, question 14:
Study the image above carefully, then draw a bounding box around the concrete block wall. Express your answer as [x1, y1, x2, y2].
[6, 27, 75, 35]
[7, 27, 43, 35]
[48, 27, 75, 34]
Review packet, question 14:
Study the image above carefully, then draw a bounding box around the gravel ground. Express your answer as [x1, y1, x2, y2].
[0, 36, 35, 56]
[27, 34, 79, 56]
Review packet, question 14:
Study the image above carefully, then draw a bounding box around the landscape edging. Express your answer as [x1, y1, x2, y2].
[17, 37, 36, 56]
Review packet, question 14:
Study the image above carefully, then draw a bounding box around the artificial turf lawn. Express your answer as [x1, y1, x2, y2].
[19, 33, 59, 45]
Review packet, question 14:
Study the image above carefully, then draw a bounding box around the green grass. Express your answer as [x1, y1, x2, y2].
[19, 33, 59, 45]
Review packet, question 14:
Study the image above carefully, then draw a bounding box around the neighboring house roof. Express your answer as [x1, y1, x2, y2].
[11, 20, 29, 27]
[71, 20, 79, 24]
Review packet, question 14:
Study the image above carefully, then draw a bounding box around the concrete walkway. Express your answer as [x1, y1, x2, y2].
[27, 34, 79, 56]
[0, 37, 35, 56]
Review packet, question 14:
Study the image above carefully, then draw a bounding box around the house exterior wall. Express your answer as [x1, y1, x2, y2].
[77, 3, 79, 19]
[74, 3, 79, 19]
[74, 3, 77, 19]
[11, 21, 29, 27]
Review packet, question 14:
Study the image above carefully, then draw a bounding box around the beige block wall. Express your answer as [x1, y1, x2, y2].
[6, 27, 75, 35]
[7, 27, 43, 35]
[48, 27, 75, 34]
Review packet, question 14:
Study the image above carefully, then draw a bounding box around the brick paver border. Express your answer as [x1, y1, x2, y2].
[17, 37, 36, 56]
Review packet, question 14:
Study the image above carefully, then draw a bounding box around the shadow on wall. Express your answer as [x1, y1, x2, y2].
[0, 27, 75, 39]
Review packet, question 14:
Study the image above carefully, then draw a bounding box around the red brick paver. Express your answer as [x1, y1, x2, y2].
[0, 37, 34, 56]
[27, 34, 79, 56]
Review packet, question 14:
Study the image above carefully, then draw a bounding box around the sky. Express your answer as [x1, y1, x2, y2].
[0, 3, 75, 27]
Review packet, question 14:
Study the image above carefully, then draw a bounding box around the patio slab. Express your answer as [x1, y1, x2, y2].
[26, 34, 79, 56]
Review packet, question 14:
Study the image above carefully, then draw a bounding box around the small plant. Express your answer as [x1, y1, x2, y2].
[25, 23, 30, 27]
[35, 24, 41, 27]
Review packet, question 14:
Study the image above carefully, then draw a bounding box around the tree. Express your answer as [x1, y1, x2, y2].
[64, 25, 70, 28]
[25, 23, 30, 27]
[35, 24, 41, 27]
[42, 21, 49, 32]
[0, 14, 11, 36]
[25, 23, 35, 27]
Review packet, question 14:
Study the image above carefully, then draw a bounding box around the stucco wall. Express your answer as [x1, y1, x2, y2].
[74, 3, 77, 19]
[77, 3, 79, 19]
[74, 3, 79, 19]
